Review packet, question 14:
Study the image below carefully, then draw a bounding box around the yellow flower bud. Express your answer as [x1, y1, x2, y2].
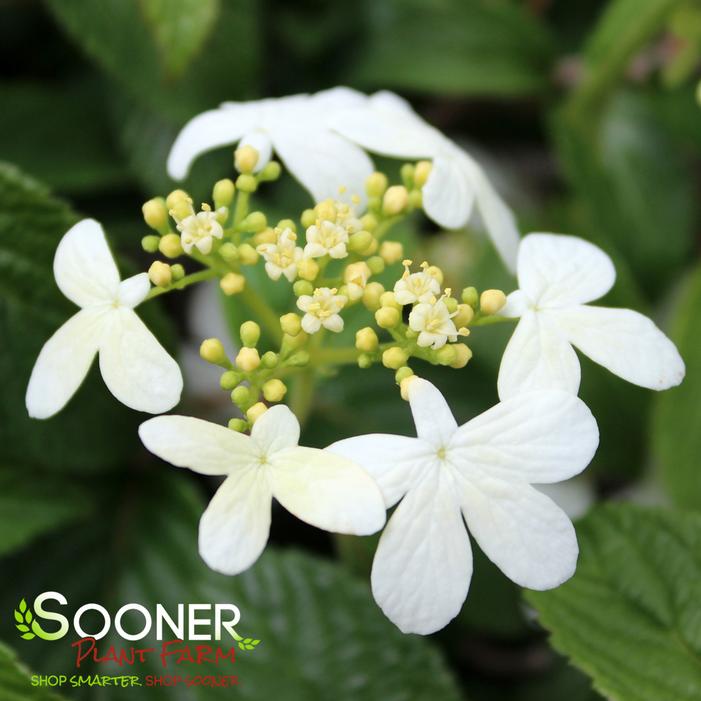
[382, 185, 409, 216]
[213, 179, 235, 208]
[375, 306, 401, 329]
[301, 209, 316, 229]
[280, 313, 302, 336]
[379, 241, 404, 265]
[169, 199, 194, 222]
[480, 289, 507, 315]
[237, 243, 259, 265]
[236, 346, 261, 372]
[240, 321, 261, 347]
[220, 272, 246, 296]
[380, 291, 401, 309]
[148, 261, 172, 288]
[200, 338, 229, 367]
[166, 189, 190, 210]
[142, 197, 169, 233]
[234, 145, 259, 174]
[246, 402, 268, 424]
[426, 265, 443, 284]
[362, 282, 385, 311]
[453, 304, 474, 328]
[253, 228, 277, 246]
[382, 346, 408, 369]
[159, 233, 183, 259]
[435, 345, 456, 366]
[400, 375, 417, 401]
[262, 379, 287, 403]
[414, 160, 433, 188]
[277, 218, 297, 232]
[450, 343, 473, 369]
[297, 257, 319, 281]
[348, 230, 374, 253]
[355, 327, 379, 352]
[236, 174, 257, 193]
[365, 172, 388, 198]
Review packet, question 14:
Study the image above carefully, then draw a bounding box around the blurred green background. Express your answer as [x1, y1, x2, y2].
[1, 1, 700, 699]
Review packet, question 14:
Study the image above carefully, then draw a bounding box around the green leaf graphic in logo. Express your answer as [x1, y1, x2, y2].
[13, 598, 55, 641]
[231, 628, 262, 652]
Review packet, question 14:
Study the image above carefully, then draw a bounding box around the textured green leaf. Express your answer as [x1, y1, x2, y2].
[527, 504, 701, 701]
[0, 162, 169, 473]
[350, 0, 554, 96]
[139, 0, 220, 78]
[0, 642, 63, 700]
[0, 473, 463, 701]
[653, 264, 701, 509]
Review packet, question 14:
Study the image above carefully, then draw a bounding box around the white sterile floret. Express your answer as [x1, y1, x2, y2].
[167, 88, 373, 203]
[327, 377, 599, 635]
[139, 405, 386, 575]
[497, 233, 686, 399]
[257, 228, 304, 282]
[25, 219, 183, 418]
[176, 207, 224, 255]
[330, 91, 520, 271]
[394, 260, 441, 305]
[297, 287, 347, 333]
[409, 298, 459, 349]
[304, 219, 349, 259]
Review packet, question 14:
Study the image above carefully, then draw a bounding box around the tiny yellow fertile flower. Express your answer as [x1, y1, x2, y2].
[382, 347, 409, 370]
[200, 338, 229, 367]
[220, 272, 246, 296]
[159, 233, 183, 259]
[280, 313, 302, 336]
[480, 289, 507, 315]
[148, 261, 172, 288]
[246, 402, 268, 424]
[297, 287, 347, 334]
[236, 347, 261, 372]
[235, 145, 259, 174]
[262, 379, 287, 402]
[355, 327, 379, 352]
[379, 241, 404, 265]
[382, 185, 409, 216]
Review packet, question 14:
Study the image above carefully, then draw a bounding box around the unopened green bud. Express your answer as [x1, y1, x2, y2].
[262, 378, 287, 402]
[220, 272, 245, 295]
[141, 235, 160, 253]
[159, 233, 183, 259]
[236, 174, 258, 193]
[445, 297, 458, 313]
[400, 164, 415, 188]
[170, 263, 185, 281]
[462, 286, 479, 308]
[395, 366, 414, 384]
[348, 230, 373, 253]
[213, 178, 235, 208]
[259, 161, 281, 182]
[220, 370, 242, 390]
[293, 280, 314, 297]
[380, 291, 401, 309]
[282, 331, 308, 351]
[219, 242, 239, 263]
[301, 209, 316, 229]
[231, 385, 251, 408]
[148, 261, 171, 288]
[414, 160, 432, 188]
[435, 345, 457, 366]
[287, 350, 310, 367]
[365, 172, 388, 198]
[240, 321, 261, 347]
[280, 313, 302, 336]
[228, 418, 249, 432]
[409, 189, 422, 209]
[142, 197, 169, 233]
[357, 353, 373, 369]
[237, 243, 258, 265]
[200, 338, 229, 367]
[382, 346, 408, 369]
[240, 211, 267, 233]
[375, 306, 401, 329]
[367, 256, 385, 274]
[363, 282, 385, 311]
[261, 351, 279, 368]
[277, 218, 297, 233]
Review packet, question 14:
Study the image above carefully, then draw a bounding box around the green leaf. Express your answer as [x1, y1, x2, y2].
[18, 600, 26, 614]
[0, 641, 63, 700]
[139, 0, 220, 78]
[0, 162, 169, 473]
[350, 0, 554, 96]
[527, 504, 701, 701]
[0, 473, 463, 700]
[653, 264, 701, 509]
[15, 625, 29, 633]
[13, 612, 21, 624]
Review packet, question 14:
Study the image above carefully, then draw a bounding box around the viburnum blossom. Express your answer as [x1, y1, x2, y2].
[330, 91, 520, 270]
[394, 260, 441, 305]
[328, 378, 598, 634]
[167, 88, 373, 203]
[408, 298, 461, 349]
[25, 219, 182, 418]
[257, 228, 304, 282]
[139, 405, 386, 575]
[297, 287, 347, 333]
[497, 233, 686, 399]
[304, 219, 349, 259]
[175, 206, 225, 255]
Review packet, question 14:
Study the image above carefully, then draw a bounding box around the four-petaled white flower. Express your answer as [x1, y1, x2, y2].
[167, 88, 373, 203]
[409, 299, 459, 349]
[297, 287, 347, 334]
[139, 405, 386, 575]
[328, 378, 598, 635]
[304, 220, 349, 259]
[26, 219, 183, 418]
[394, 263, 441, 305]
[257, 228, 304, 282]
[176, 208, 224, 255]
[330, 91, 520, 271]
[497, 233, 686, 399]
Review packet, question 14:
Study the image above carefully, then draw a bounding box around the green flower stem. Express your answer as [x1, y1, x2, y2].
[310, 346, 359, 366]
[470, 314, 517, 327]
[233, 190, 250, 227]
[373, 215, 402, 241]
[145, 268, 217, 300]
[289, 367, 316, 425]
[238, 285, 283, 344]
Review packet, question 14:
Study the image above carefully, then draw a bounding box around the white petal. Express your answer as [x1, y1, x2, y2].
[497, 310, 581, 399]
[138, 415, 254, 475]
[199, 469, 272, 575]
[499, 289, 529, 318]
[456, 476, 577, 589]
[311, 86, 366, 109]
[517, 233, 616, 308]
[449, 391, 598, 484]
[269, 447, 386, 535]
[553, 305, 685, 390]
[98, 308, 183, 413]
[371, 470, 472, 634]
[461, 153, 520, 273]
[250, 404, 300, 454]
[326, 434, 432, 507]
[406, 378, 458, 448]
[422, 155, 474, 229]
[239, 129, 273, 171]
[25, 308, 103, 419]
[330, 92, 440, 159]
[271, 126, 374, 203]
[53, 219, 120, 307]
[167, 103, 260, 180]
[301, 314, 322, 334]
[117, 273, 150, 309]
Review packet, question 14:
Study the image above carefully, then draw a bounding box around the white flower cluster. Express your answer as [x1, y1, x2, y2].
[25, 87, 686, 638]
